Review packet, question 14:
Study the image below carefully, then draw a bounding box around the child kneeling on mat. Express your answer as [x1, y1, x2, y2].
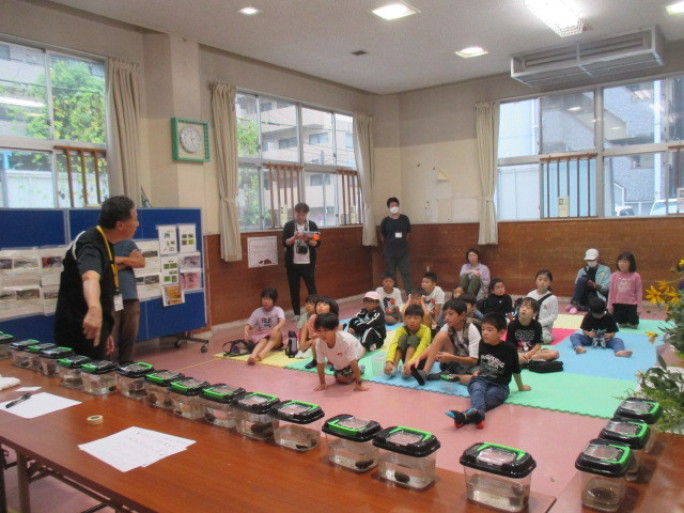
[446, 313, 531, 428]
[314, 313, 368, 392]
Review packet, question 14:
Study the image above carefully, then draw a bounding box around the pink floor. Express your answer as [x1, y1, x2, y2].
[4, 296, 664, 512]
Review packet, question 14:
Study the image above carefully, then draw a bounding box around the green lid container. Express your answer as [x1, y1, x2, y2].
[269, 400, 324, 424]
[0, 332, 14, 344]
[575, 439, 633, 478]
[373, 426, 441, 457]
[58, 355, 91, 368]
[145, 370, 185, 387]
[322, 414, 382, 442]
[599, 417, 651, 451]
[614, 397, 662, 424]
[27, 342, 56, 354]
[169, 377, 209, 396]
[116, 361, 155, 378]
[9, 339, 40, 351]
[202, 384, 246, 404]
[81, 360, 117, 374]
[460, 443, 537, 479]
[233, 392, 279, 414]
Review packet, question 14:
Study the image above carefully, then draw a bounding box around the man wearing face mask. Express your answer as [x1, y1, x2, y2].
[379, 197, 412, 293]
[282, 202, 320, 319]
[567, 248, 611, 314]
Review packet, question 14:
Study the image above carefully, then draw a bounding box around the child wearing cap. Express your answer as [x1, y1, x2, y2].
[345, 291, 387, 351]
[376, 274, 404, 325]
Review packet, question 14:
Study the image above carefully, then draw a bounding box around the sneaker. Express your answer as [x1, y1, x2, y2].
[465, 408, 486, 429]
[304, 359, 317, 369]
[445, 410, 467, 428]
[426, 372, 443, 381]
[295, 348, 312, 359]
[411, 367, 427, 386]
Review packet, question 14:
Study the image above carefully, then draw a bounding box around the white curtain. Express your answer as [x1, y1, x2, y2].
[475, 101, 499, 245]
[107, 59, 141, 203]
[353, 113, 378, 246]
[211, 82, 242, 261]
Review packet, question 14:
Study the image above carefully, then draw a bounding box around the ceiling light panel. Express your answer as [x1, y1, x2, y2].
[455, 47, 488, 59]
[372, 2, 419, 21]
[524, 0, 584, 37]
[239, 6, 262, 16]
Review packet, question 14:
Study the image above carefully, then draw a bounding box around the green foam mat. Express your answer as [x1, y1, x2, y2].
[506, 370, 636, 418]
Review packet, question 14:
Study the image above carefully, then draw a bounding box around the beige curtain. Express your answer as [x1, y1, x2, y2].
[107, 59, 141, 203]
[475, 101, 499, 245]
[211, 83, 242, 261]
[353, 113, 378, 246]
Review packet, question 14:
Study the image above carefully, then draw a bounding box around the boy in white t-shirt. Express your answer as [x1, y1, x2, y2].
[244, 287, 286, 365]
[421, 271, 445, 325]
[314, 313, 368, 392]
[376, 273, 404, 325]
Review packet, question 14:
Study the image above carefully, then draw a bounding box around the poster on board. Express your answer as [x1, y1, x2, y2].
[247, 236, 278, 268]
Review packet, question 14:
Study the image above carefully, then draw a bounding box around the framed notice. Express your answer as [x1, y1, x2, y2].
[248, 236, 278, 268]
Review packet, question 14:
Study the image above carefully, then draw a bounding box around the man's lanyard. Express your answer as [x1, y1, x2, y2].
[95, 226, 119, 291]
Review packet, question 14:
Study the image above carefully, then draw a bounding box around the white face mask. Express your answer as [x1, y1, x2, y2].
[389, 206, 399, 214]
[586, 260, 598, 269]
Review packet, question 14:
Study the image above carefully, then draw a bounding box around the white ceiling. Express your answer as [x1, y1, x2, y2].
[43, 0, 684, 94]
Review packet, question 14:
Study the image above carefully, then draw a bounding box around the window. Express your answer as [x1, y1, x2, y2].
[497, 75, 684, 219]
[0, 41, 108, 207]
[235, 91, 357, 231]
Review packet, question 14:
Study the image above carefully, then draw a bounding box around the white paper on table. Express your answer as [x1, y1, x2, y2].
[0, 392, 80, 419]
[16, 387, 41, 392]
[78, 426, 196, 472]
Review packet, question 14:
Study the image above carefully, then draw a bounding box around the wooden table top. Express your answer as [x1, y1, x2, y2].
[0, 361, 557, 513]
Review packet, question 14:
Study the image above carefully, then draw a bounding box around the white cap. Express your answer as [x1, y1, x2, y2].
[364, 291, 380, 301]
[584, 248, 599, 261]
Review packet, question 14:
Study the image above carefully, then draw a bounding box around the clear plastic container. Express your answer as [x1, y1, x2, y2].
[81, 360, 118, 395]
[270, 400, 324, 452]
[575, 439, 633, 512]
[201, 384, 246, 428]
[10, 339, 40, 369]
[116, 362, 155, 400]
[57, 355, 91, 389]
[614, 397, 661, 425]
[373, 426, 440, 489]
[0, 332, 14, 360]
[144, 370, 185, 409]
[26, 342, 56, 372]
[39, 346, 74, 377]
[233, 392, 280, 440]
[322, 414, 381, 472]
[460, 443, 537, 512]
[170, 377, 209, 420]
[600, 417, 653, 482]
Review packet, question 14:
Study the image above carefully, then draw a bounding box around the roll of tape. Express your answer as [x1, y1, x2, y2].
[87, 414, 103, 425]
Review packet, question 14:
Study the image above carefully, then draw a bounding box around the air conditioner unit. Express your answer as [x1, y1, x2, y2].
[511, 27, 665, 87]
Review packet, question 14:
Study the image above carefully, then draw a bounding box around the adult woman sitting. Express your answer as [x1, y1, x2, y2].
[458, 248, 490, 299]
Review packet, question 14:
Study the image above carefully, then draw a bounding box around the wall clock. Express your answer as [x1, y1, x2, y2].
[171, 118, 210, 162]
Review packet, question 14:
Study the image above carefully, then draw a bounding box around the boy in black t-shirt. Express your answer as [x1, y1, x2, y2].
[506, 297, 559, 365]
[445, 313, 531, 429]
[570, 298, 632, 357]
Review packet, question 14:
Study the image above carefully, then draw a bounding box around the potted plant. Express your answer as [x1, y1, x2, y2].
[637, 258, 684, 433]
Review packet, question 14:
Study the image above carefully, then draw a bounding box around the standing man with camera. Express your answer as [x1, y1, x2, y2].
[282, 202, 320, 319]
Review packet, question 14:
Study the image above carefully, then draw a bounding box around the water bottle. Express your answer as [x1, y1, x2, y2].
[287, 330, 297, 358]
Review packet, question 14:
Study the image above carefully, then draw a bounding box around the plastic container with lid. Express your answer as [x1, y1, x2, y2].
[233, 392, 280, 440]
[322, 414, 382, 472]
[201, 384, 246, 428]
[115, 362, 155, 400]
[599, 417, 653, 482]
[0, 331, 14, 359]
[39, 346, 74, 377]
[614, 397, 662, 425]
[57, 355, 91, 389]
[269, 400, 324, 451]
[169, 377, 209, 420]
[10, 339, 41, 369]
[144, 370, 185, 409]
[460, 442, 537, 513]
[81, 360, 118, 395]
[26, 342, 57, 371]
[575, 439, 634, 512]
[372, 426, 441, 489]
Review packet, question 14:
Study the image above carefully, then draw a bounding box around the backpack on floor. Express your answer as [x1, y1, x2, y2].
[223, 339, 254, 356]
[528, 359, 563, 373]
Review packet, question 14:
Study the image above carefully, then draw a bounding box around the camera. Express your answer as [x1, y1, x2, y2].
[296, 243, 309, 254]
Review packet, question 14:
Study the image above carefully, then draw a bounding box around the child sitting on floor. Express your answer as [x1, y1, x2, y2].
[446, 313, 531, 429]
[299, 295, 340, 369]
[244, 287, 286, 365]
[346, 291, 387, 351]
[570, 297, 632, 357]
[376, 273, 404, 325]
[294, 294, 318, 358]
[526, 269, 558, 343]
[314, 313, 368, 392]
[480, 278, 514, 322]
[506, 297, 559, 366]
[401, 288, 434, 327]
[421, 272, 445, 326]
[384, 304, 432, 377]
